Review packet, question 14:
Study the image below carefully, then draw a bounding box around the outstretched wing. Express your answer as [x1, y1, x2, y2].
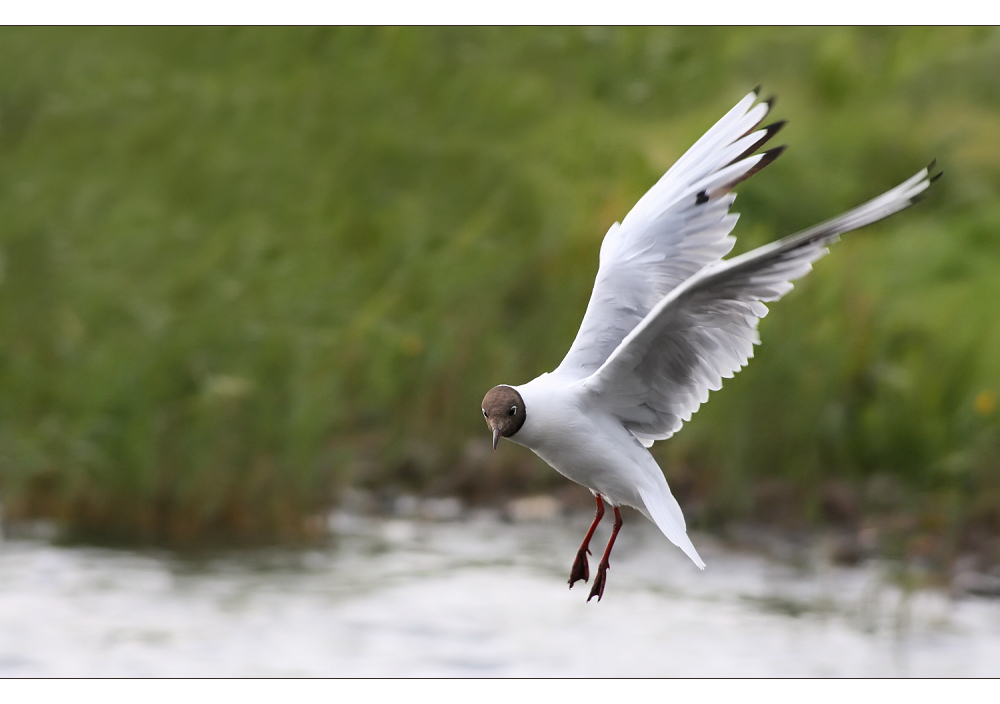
[553, 88, 786, 381]
[582, 166, 938, 447]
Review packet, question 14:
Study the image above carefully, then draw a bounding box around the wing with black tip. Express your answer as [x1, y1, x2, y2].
[582, 165, 939, 448]
[554, 88, 785, 381]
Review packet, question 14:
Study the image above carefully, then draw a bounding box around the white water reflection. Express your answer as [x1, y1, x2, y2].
[2, 509, 1000, 676]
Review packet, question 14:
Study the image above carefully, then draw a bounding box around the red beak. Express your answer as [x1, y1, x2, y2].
[492, 426, 501, 451]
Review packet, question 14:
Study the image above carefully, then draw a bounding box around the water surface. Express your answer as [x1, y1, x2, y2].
[2, 510, 999, 676]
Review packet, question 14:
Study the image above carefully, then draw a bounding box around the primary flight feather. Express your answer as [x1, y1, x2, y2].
[481, 88, 938, 602]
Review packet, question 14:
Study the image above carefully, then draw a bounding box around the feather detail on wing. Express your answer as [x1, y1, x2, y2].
[582, 165, 939, 448]
[553, 89, 785, 381]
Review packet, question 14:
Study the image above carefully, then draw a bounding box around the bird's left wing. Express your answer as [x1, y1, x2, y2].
[552, 89, 784, 381]
[581, 166, 937, 447]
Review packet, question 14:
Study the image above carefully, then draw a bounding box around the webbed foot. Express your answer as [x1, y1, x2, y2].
[568, 547, 590, 587]
[587, 560, 609, 602]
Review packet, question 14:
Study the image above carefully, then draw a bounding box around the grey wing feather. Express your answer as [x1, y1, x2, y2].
[553, 89, 784, 381]
[583, 166, 936, 447]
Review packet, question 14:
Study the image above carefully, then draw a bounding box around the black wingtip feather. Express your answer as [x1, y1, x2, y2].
[752, 84, 763, 97]
[709, 145, 786, 200]
[729, 120, 788, 166]
[746, 145, 786, 176]
[911, 169, 943, 204]
[695, 190, 710, 205]
[760, 144, 786, 164]
[927, 158, 937, 172]
[740, 94, 780, 139]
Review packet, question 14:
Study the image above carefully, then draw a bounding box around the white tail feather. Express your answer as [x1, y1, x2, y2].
[638, 483, 706, 570]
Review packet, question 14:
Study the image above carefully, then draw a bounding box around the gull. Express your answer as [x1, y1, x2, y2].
[481, 88, 938, 602]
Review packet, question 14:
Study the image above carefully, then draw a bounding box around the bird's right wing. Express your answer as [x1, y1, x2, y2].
[552, 88, 785, 381]
[581, 166, 938, 447]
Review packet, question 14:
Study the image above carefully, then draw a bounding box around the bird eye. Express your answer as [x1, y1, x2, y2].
[509, 405, 517, 416]
[482, 409, 488, 418]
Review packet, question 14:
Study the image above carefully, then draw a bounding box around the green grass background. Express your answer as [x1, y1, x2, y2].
[1, 27, 998, 552]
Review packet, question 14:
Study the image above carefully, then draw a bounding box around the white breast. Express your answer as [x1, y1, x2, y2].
[508, 374, 649, 510]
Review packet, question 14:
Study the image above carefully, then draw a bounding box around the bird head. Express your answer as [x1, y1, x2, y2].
[481, 385, 526, 451]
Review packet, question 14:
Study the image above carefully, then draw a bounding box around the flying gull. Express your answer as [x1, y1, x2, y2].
[481, 88, 939, 601]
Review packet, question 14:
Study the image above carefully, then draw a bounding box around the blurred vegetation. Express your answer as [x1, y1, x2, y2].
[0, 27, 998, 555]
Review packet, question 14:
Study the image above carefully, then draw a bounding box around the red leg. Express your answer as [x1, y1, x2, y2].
[587, 507, 623, 602]
[568, 495, 605, 588]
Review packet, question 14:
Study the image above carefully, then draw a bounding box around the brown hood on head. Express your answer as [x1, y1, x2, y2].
[481, 385, 526, 450]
